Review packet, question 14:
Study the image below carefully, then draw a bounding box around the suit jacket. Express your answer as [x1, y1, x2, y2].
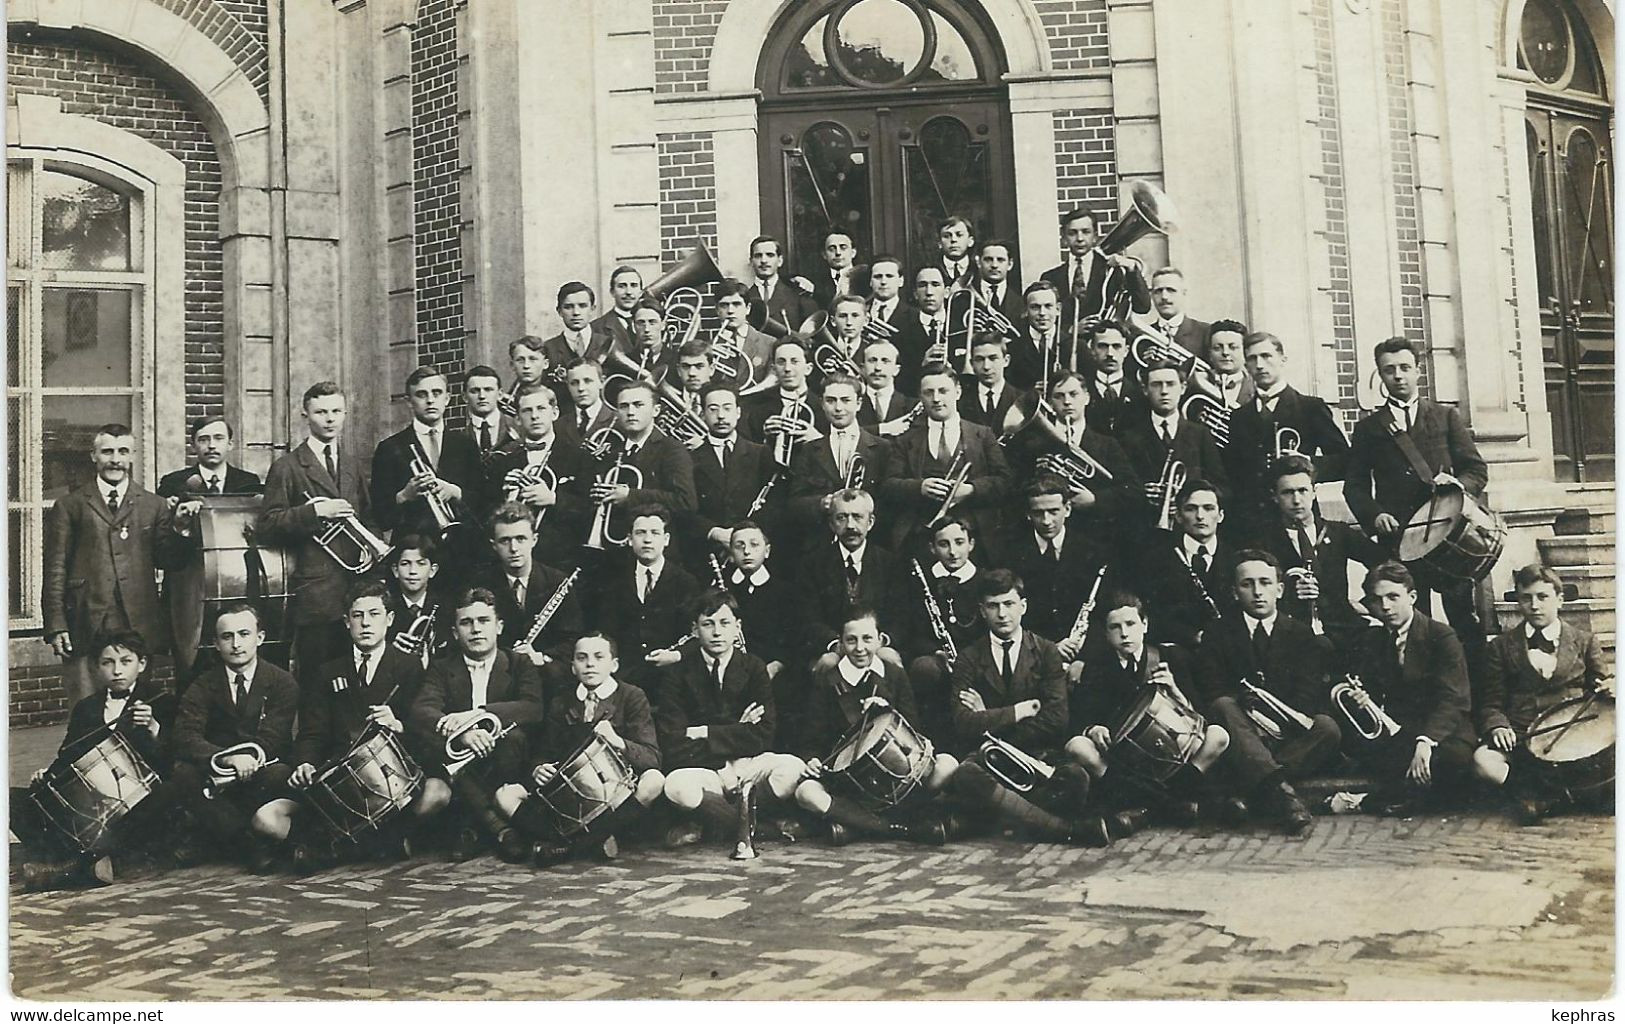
[876, 419, 1012, 550]
[722, 566, 798, 668]
[958, 381, 1033, 432]
[1140, 534, 1240, 649]
[895, 563, 989, 661]
[294, 646, 422, 768]
[591, 310, 635, 356]
[55, 680, 174, 770]
[688, 436, 773, 549]
[482, 438, 594, 567]
[1477, 623, 1612, 736]
[385, 591, 454, 667]
[890, 311, 943, 395]
[1006, 330, 1053, 392]
[949, 630, 1069, 756]
[799, 659, 922, 761]
[1003, 420, 1146, 542]
[369, 424, 485, 537]
[740, 388, 829, 447]
[719, 326, 780, 390]
[43, 482, 185, 652]
[1344, 398, 1488, 538]
[1119, 414, 1230, 502]
[1354, 614, 1475, 746]
[542, 326, 618, 369]
[1225, 386, 1350, 518]
[474, 559, 585, 659]
[157, 464, 263, 498]
[1070, 643, 1193, 734]
[1040, 253, 1152, 328]
[458, 416, 518, 461]
[173, 660, 300, 767]
[1193, 612, 1331, 714]
[749, 278, 817, 334]
[1157, 317, 1211, 359]
[589, 558, 702, 672]
[257, 440, 374, 623]
[994, 528, 1114, 646]
[940, 257, 977, 290]
[555, 402, 618, 451]
[974, 279, 1027, 333]
[408, 648, 545, 740]
[796, 542, 907, 654]
[1249, 516, 1384, 637]
[656, 648, 779, 769]
[786, 427, 888, 533]
[1083, 376, 1150, 439]
[810, 265, 858, 312]
[857, 389, 917, 430]
[615, 432, 699, 536]
[538, 681, 662, 774]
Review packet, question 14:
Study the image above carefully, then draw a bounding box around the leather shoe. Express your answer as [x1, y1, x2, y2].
[21, 861, 72, 892]
[597, 835, 620, 861]
[1275, 783, 1312, 835]
[1212, 796, 1250, 829]
[449, 827, 483, 863]
[1068, 816, 1113, 847]
[891, 818, 948, 845]
[532, 841, 570, 868]
[827, 821, 853, 847]
[88, 856, 115, 887]
[290, 843, 322, 875]
[496, 828, 528, 864]
[664, 823, 704, 848]
[1109, 808, 1151, 840]
[1515, 797, 1552, 826]
[1159, 799, 1200, 827]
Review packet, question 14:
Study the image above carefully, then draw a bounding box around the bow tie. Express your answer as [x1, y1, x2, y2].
[523, 441, 551, 452]
[1529, 631, 1557, 655]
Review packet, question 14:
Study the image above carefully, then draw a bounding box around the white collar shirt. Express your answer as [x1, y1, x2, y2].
[931, 561, 977, 584]
[1181, 533, 1216, 565]
[465, 654, 496, 708]
[989, 630, 1024, 672]
[1525, 621, 1562, 677]
[836, 657, 881, 691]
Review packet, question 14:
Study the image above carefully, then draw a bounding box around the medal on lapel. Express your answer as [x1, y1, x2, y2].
[332, 675, 349, 693]
[119, 525, 129, 541]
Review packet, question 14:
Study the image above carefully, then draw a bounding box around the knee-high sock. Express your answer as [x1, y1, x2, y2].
[951, 762, 1074, 841]
[453, 773, 507, 836]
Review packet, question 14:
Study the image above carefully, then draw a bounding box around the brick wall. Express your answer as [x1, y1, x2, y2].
[410, 0, 466, 380]
[9, 32, 227, 425]
[11, 661, 178, 729]
[1381, 0, 1428, 383]
[657, 132, 719, 267]
[653, 0, 728, 95]
[1032, 0, 1111, 70]
[1053, 109, 1118, 226]
[152, 0, 271, 100]
[1308, 0, 1357, 424]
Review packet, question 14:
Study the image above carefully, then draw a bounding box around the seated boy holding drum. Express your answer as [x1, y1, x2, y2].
[1471, 564, 1614, 825]
[497, 632, 666, 866]
[253, 580, 441, 872]
[793, 606, 958, 846]
[1069, 593, 1230, 828]
[13, 628, 175, 889]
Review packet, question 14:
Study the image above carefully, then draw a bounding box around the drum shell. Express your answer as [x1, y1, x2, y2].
[824, 708, 935, 811]
[168, 496, 293, 673]
[534, 737, 638, 838]
[1526, 692, 1615, 799]
[30, 731, 160, 855]
[307, 730, 425, 841]
[1110, 686, 1206, 784]
[1397, 489, 1506, 588]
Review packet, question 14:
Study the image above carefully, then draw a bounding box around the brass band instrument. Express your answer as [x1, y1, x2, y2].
[1004, 399, 1117, 482]
[305, 492, 393, 574]
[1063, 563, 1111, 651]
[644, 244, 725, 352]
[766, 397, 816, 467]
[602, 346, 663, 395]
[942, 285, 1020, 374]
[498, 365, 567, 416]
[203, 742, 281, 800]
[1179, 390, 1232, 448]
[708, 329, 755, 383]
[1285, 566, 1324, 635]
[409, 440, 462, 537]
[1241, 673, 1316, 743]
[813, 340, 862, 379]
[976, 732, 1055, 794]
[911, 559, 958, 669]
[520, 567, 582, 649]
[925, 449, 972, 529]
[843, 450, 866, 491]
[1330, 675, 1403, 740]
[391, 602, 440, 664]
[1153, 451, 1188, 533]
[1274, 425, 1303, 461]
[503, 461, 575, 530]
[656, 383, 709, 449]
[444, 712, 518, 779]
[878, 401, 923, 438]
[1089, 179, 1178, 325]
[1130, 327, 1219, 388]
[584, 427, 644, 550]
[861, 314, 900, 346]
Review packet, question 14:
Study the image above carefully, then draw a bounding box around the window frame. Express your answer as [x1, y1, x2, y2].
[763, 0, 1006, 99]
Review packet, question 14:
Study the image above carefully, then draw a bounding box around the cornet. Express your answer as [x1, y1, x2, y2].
[444, 712, 517, 778]
[203, 742, 281, 800]
[1153, 451, 1188, 532]
[655, 383, 709, 449]
[1274, 425, 1303, 460]
[1331, 675, 1403, 740]
[1179, 390, 1232, 448]
[584, 427, 644, 550]
[391, 603, 440, 664]
[306, 492, 393, 574]
[410, 440, 462, 537]
[1241, 674, 1317, 743]
[766, 397, 816, 467]
[843, 450, 866, 490]
[925, 449, 972, 529]
[976, 732, 1055, 794]
[1285, 567, 1323, 635]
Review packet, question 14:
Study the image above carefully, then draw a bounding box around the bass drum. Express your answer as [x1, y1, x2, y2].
[168, 495, 292, 673]
[1396, 487, 1506, 588]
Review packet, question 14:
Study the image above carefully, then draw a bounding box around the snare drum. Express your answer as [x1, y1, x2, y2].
[306, 730, 425, 841]
[1397, 487, 1506, 587]
[824, 708, 935, 810]
[29, 730, 161, 855]
[1110, 685, 1207, 784]
[533, 736, 638, 839]
[1526, 691, 1615, 800]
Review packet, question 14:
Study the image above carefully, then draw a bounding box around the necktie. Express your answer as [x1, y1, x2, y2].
[763, 279, 774, 302]
[480, 421, 493, 453]
[512, 577, 525, 607]
[1162, 420, 1175, 446]
[233, 672, 248, 707]
[1295, 525, 1314, 560]
[425, 427, 441, 468]
[1251, 624, 1271, 665]
[1071, 255, 1087, 293]
[712, 659, 725, 693]
[325, 444, 338, 483]
[1126, 656, 1139, 680]
[583, 690, 600, 721]
[106, 489, 120, 515]
[355, 654, 370, 689]
[835, 432, 851, 479]
[1391, 628, 1406, 667]
[844, 554, 860, 601]
[641, 568, 654, 603]
[1191, 546, 1209, 580]
[1049, 540, 1061, 563]
[1389, 400, 1410, 432]
[1529, 630, 1557, 655]
[984, 387, 996, 417]
[206, 475, 222, 495]
[578, 408, 590, 433]
[1000, 639, 1015, 683]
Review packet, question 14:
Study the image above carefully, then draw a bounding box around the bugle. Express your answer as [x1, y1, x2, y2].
[584, 427, 644, 550]
[444, 711, 517, 779]
[1330, 675, 1403, 740]
[1274, 425, 1303, 461]
[1241, 673, 1316, 743]
[925, 449, 973, 529]
[409, 440, 462, 536]
[306, 492, 393, 574]
[391, 602, 440, 663]
[203, 742, 281, 800]
[976, 732, 1055, 794]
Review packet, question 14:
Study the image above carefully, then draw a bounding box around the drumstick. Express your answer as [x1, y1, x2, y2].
[1399, 516, 1455, 531]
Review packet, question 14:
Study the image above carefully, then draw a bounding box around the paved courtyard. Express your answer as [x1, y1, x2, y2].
[6, 727, 1614, 1001]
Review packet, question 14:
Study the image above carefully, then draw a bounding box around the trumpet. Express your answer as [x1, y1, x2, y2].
[584, 428, 645, 550]
[1179, 390, 1232, 448]
[444, 711, 517, 778]
[1331, 675, 1403, 740]
[912, 559, 958, 669]
[1274, 425, 1303, 460]
[391, 602, 440, 664]
[520, 567, 582, 649]
[1285, 566, 1323, 635]
[1152, 451, 1188, 532]
[306, 492, 393, 574]
[410, 441, 462, 537]
[976, 732, 1055, 794]
[655, 383, 709, 449]
[203, 742, 281, 800]
[813, 340, 862, 378]
[925, 449, 973, 529]
[1241, 673, 1317, 743]
[503, 461, 574, 530]
[766, 397, 816, 467]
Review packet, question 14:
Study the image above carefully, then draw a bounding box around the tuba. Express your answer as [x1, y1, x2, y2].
[645, 244, 725, 352]
[1091, 180, 1178, 324]
[444, 712, 517, 778]
[203, 742, 281, 800]
[306, 492, 393, 575]
[1331, 675, 1403, 740]
[976, 732, 1055, 794]
[1008, 400, 1116, 484]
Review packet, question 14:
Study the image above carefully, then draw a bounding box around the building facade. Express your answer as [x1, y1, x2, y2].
[5, 0, 1614, 721]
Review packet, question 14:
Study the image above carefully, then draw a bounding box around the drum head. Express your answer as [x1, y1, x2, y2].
[1528, 694, 1616, 761]
[1398, 489, 1465, 561]
[1110, 688, 1159, 748]
[828, 711, 896, 772]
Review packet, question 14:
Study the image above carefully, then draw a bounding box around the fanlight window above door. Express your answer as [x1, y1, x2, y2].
[782, 0, 989, 91]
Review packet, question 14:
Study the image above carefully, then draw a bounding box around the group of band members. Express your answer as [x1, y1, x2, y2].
[26, 212, 1612, 889]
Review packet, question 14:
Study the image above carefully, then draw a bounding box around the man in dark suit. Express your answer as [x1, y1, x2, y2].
[11, 628, 176, 889]
[1472, 564, 1614, 823]
[974, 239, 1027, 329]
[936, 215, 977, 288]
[747, 234, 817, 333]
[864, 255, 916, 343]
[589, 505, 700, 699]
[594, 381, 698, 556]
[1148, 267, 1210, 358]
[787, 373, 885, 535]
[555, 358, 618, 451]
[1082, 322, 1149, 439]
[810, 230, 859, 311]
[170, 603, 300, 870]
[900, 515, 990, 740]
[45, 424, 189, 701]
[959, 334, 1033, 433]
[1193, 551, 1339, 834]
[794, 488, 907, 667]
[1344, 335, 1489, 654]
[370, 367, 485, 582]
[1140, 480, 1238, 649]
[1010, 281, 1064, 391]
[687, 383, 775, 568]
[893, 266, 950, 393]
[385, 533, 453, 668]
[482, 383, 592, 569]
[856, 339, 917, 433]
[877, 362, 1012, 552]
[460, 364, 515, 458]
[1204, 320, 1256, 411]
[1040, 207, 1151, 336]
[591, 266, 643, 355]
[993, 474, 1114, 651]
[1119, 360, 1230, 515]
[656, 590, 808, 851]
[408, 586, 545, 861]
[740, 337, 826, 453]
[543, 281, 618, 369]
[256, 581, 434, 869]
[715, 279, 779, 391]
[476, 502, 585, 675]
[1346, 561, 1477, 814]
[945, 570, 1113, 845]
[258, 381, 376, 684]
[1225, 331, 1349, 534]
[157, 416, 263, 499]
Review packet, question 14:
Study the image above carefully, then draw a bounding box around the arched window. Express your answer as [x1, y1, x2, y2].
[779, 0, 993, 92]
[1518, 0, 1606, 96]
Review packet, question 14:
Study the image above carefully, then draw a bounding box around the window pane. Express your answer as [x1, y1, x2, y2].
[1527, 120, 1557, 312]
[786, 14, 839, 89]
[786, 122, 873, 276]
[923, 11, 977, 82]
[834, 0, 925, 86]
[42, 394, 134, 501]
[7, 285, 19, 387]
[8, 397, 21, 491]
[40, 169, 131, 271]
[1561, 128, 1613, 315]
[42, 288, 134, 387]
[1519, 0, 1571, 86]
[902, 117, 992, 273]
[9, 508, 28, 620]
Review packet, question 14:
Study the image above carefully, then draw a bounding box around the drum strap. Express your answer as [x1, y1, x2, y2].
[243, 547, 268, 602]
[1388, 425, 1439, 486]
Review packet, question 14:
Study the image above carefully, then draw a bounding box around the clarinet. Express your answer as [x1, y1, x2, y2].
[1183, 553, 1221, 619]
[520, 567, 582, 648]
[748, 470, 782, 516]
[910, 559, 958, 669]
[1063, 563, 1110, 650]
[709, 554, 749, 652]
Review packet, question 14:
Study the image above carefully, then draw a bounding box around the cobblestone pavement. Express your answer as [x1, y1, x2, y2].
[8, 809, 1614, 1001]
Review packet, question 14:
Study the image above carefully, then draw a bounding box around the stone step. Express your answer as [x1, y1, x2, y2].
[1538, 533, 1617, 568]
[1495, 600, 1615, 644]
[1542, 564, 1618, 600]
[1555, 506, 1616, 536]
